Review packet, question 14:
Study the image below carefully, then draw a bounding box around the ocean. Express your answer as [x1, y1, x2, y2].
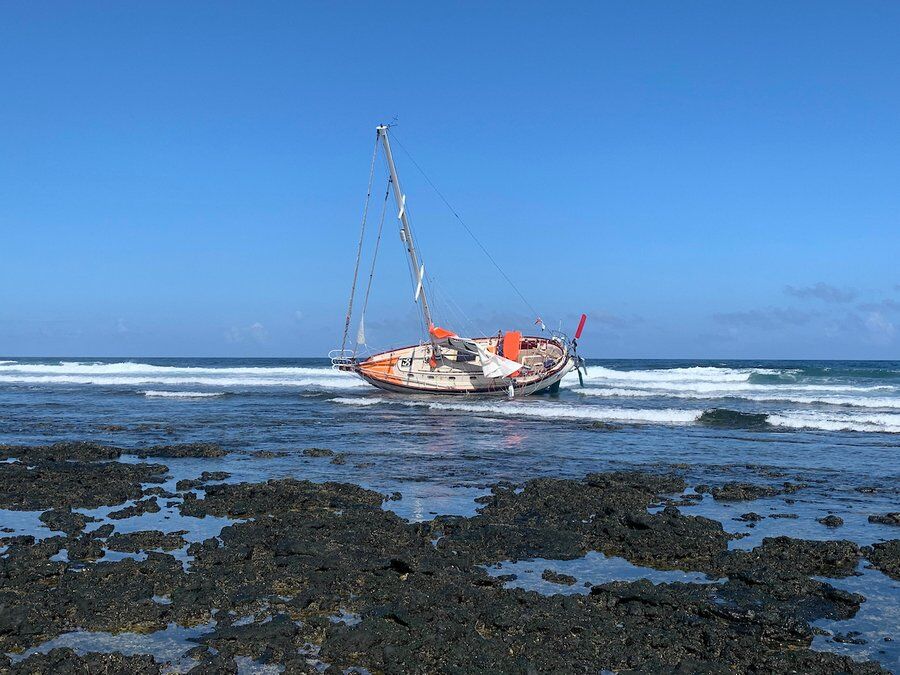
[1, 357, 898, 669]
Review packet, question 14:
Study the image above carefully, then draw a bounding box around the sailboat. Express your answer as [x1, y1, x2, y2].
[330, 124, 586, 396]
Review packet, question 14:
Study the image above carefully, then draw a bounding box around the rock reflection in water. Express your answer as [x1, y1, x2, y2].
[811, 563, 900, 669]
[8, 620, 216, 669]
[484, 550, 719, 595]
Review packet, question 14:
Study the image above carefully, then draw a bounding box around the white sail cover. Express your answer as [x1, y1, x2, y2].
[475, 344, 522, 378]
[435, 335, 521, 379]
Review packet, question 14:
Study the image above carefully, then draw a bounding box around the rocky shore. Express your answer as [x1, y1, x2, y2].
[0, 442, 896, 673]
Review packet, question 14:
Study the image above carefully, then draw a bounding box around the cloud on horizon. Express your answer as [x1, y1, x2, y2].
[712, 307, 815, 330]
[784, 282, 856, 303]
[224, 322, 269, 344]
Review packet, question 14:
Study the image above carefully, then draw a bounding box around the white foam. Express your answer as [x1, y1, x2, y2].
[569, 366, 765, 384]
[766, 411, 900, 434]
[331, 396, 385, 407]
[0, 361, 368, 391]
[398, 399, 702, 424]
[141, 390, 226, 399]
[575, 387, 900, 410]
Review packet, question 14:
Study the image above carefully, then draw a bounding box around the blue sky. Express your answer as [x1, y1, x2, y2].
[1, 2, 898, 358]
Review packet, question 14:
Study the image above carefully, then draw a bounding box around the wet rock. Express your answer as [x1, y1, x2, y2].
[0, 468, 890, 674]
[143, 486, 177, 498]
[39, 508, 97, 535]
[0, 459, 167, 510]
[589, 421, 622, 431]
[186, 653, 238, 673]
[331, 453, 347, 465]
[833, 630, 867, 644]
[108, 497, 161, 519]
[725, 537, 862, 579]
[96, 424, 128, 432]
[863, 540, 900, 580]
[302, 447, 335, 457]
[106, 530, 188, 553]
[0, 441, 122, 462]
[782, 481, 808, 494]
[868, 512, 900, 526]
[541, 569, 577, 586]
[711, 482, 779, 501]
[818, 515, 844, 528]
[135, 443, 227, 458]
[9, 648, 161, 674]
[735, 512, 764, 522]
[769, 513, 799, 519]
[251, 450, 283, 459]
[197, 613, 299, 663]
[176, 472, 231, 491]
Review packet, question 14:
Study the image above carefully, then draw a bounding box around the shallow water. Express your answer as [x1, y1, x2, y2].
[1, 357, 898, 670]
[484, 551, 718, 595]
[8, 621, 217, 670]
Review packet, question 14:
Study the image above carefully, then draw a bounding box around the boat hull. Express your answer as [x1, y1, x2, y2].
[339, 336, 575, 396]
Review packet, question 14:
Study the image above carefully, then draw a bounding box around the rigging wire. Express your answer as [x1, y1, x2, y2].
[340, 135, 379, 354]
[354, 179, 391, 357]
[390, 132, 542, 322]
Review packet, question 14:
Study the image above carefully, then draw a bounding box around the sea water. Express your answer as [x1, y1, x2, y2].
[0, 357, 898, 669]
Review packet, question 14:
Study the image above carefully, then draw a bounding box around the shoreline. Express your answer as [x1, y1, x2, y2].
[1, 442, 897, 673]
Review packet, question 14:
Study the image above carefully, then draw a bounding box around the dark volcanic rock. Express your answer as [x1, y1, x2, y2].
[818, 514, 845, 528]
[108, 497, 161, 519]
[251, 450, 283, 459]
[711, 482, 779, 501]
[735, 512, 764, 522]
[331, 453, 347, 465]
[0, 459, 167, 511]
[0, 441, 122, 462]
[176, 471, 232, 491]
[135, 443, 227, 459]
[431, 473, 731, 570]
[106, 530, 188, 553]
[39, 508, 98, 535]
[0, 468, 889, 674]
[725, 536, 862, 578]
[541, 569, 577, 586]
[863, 540, 900, 580]
[9, 648, 161, 674]
[868, 512, 900, 526]
[302, 447, 335, 457]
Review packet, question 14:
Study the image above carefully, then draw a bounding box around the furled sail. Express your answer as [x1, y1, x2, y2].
[356, 315, 366, 345]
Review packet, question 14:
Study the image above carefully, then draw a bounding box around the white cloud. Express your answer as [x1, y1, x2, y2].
[784, 283, 856, 303]
[224, 322, 269, 344]
[864, 312, 896, 345]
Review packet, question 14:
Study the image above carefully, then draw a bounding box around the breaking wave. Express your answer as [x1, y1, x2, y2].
[141, 390, 227, 399]
[332, 395, 900, 434]
[331, 396, 701, 425]
[331, 396, 385, 407]
[574, 387, 900, 410]
[766, 411, 900, 434]
[0, 361, 367, 391]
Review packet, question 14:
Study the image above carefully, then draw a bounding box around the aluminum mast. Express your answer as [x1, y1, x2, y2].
[376, 125, 436, 345]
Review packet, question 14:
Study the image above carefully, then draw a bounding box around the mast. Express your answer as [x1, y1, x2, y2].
[376, 124, 436, 343]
